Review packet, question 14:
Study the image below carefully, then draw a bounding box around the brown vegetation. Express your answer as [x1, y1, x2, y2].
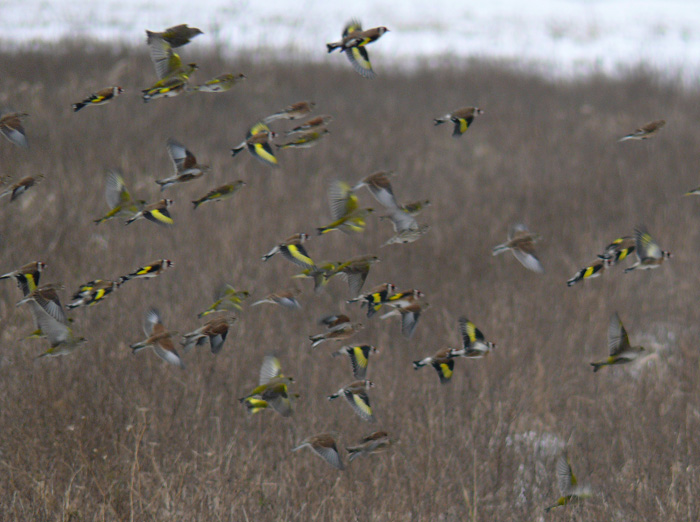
[1, 43, 700, 520]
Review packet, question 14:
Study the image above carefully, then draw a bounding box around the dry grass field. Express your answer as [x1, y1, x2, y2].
[1, 43, 700, 521]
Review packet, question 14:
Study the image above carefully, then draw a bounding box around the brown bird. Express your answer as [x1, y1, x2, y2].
[285, 114, 334, 135]
[353, 170, 399, 210]
[346, 431, 393, 462]
[251, 289, 301, 309]
[380, 301, 429, 339]
[434, 107, 484, 137]
[618, 120, 665, 141]
[146, 24, 203, 48]
[181, 314, 236, 354]
[72, 86, 124, 112]
[0, 110, 29, 149]
[326, 254, 380, 297]
[264, 101, 316, 123]
[292, 433, 344, 470]
[130, 308, 184, 369]
[156, 138, 211, 191]
[0, 175, 43, 202]
[492, 223, 544, 273]
[310, 315, 364, 348]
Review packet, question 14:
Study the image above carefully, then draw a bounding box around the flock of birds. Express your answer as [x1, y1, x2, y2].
[0, 19, 680, 513]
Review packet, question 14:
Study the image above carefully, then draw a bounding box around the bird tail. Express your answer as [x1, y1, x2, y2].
[491, 243, 509, 255]
[309, 335, 326, 348]
[231, 145, 245, 157]
[590, 361, 605, 372]
[346, 448, 361, 462]
[412, 360, 427, 370]
[618, 135, 633, 142]
[434, 117, 448, 126]
[326, 42, 341, 53]
[327, 393, 340, 401]
[192, 199, 202, 209]
[118, 276, 130, 285]
[566, 272, 582, 287]
[72, 103, 85, 112]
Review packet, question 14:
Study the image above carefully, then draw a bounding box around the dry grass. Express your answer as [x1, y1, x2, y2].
[1, 43, 700, 521]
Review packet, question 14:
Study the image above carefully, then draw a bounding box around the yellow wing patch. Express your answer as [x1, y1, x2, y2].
[252, 143, 278, 167]
[353, 347, 369, 368]
[353, 394, 372, 415]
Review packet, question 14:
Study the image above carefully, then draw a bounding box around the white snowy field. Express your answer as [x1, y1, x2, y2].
[2, 0, 700, 81]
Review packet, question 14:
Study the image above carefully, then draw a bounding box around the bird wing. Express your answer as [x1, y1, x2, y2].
[634, 226, 661, 260]
[145, 207, 174, 226]
[28, 301, 69, 345]
[104, 170, 131, 208]
[259, 355, 282, 385]
[143, 308, 162, 336]
[608, 312, 630, 356]
[400, 309, 420, 339]
[166, 138, 190, 173]
[347, 390, 374, 422]
[148, 36, 181, 80]
[386, 208, 418, 233]
[512, 247, 545, 274]
[282, 244, 315, 270]
[345, 269, 369, 298]
[556, 456, 575, 496]
[328, 181, 356, 221]
[349, 346, 370, 379]
[345, 47, 376, 79]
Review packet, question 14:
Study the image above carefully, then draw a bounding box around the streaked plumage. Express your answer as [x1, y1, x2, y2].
[624, 225, 671, 273]
[261, 233, 315, 270]
[285, 115, 333, 135]
[346, 282, 396, 318]
[72, 86, 124, 112]
[191, 73, 245, 93]
[566, 258, 606, 287]
[231, 121, 278, 168]
[326, 254, 380, 297]
[146, 24, 203, 48]
[328, 380, 375, 422]
[618, 119, 665, 141]
[413, 348, 456, 384]
[156, 138, 210, 191]
[0, 110, 29, 149]
[0, 175, 42, 202]
[590, 312, 645, 372]
[449, 316, 495, 358]
[192, 180, 245, 209]
[67, 279, 119, 309]
[125, 198, 174, 226]
[198, 284, 250, 317]
[317, 180, 373, 235]
[276, 127, 329, 149]
[332, 345, 378, 379]
[310, 316, 364, 348]
[327, 20, 389, 79]
[492, 223, 544, 274]
[434, 107, 484, 137]
[380, 301, 429, 339]
[346, 431, 393, 462]
[251, 289, 301, 309]
[118, 259, 174, 285]
[94, 170, 145, 224]
[292, 434, 344, 470]
[130, 308, 184, 369]
[0, 261, 46, 296]
[544, 455, 591, 512]
[264, 101, 316, 123]
[181, 315, 236, 354]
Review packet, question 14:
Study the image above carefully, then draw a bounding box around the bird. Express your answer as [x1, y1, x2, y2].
[492, 223, 544, 273]
[317, 181, 373, 235]
[399, 199, 431, 216]
[618, 119, 665, 141]
[276, 127, 330, 149]
[325, 254, 380, 297]
[125, 199, 173, 226]
[413, 348, 457, 384]
[0, 110, 29, 148]
[72, 86, 124, 112]
[328, 380, 375, 422]
[380, 301, 429, 339]
[598, 236, 636, 266]
[241, 393, 301, 415]
[67, 279, 120, 309]
[261, 233, 315, 270]
[684, 186, 700, 196]
[231, 121, 278, 168]
[434, 107, 484, 137]
[309, 315, 364, 348]
[118, 259, 174, 285]
[0, 261, 46, 296]
[239, 354, 295, 417]
[327, 20, 389, 79]
[251, 289, 301, 309]
[156, 138, 211, 191]
[181, 314, 236, 354]
[382, 224, 431, 247]
[146, 24, 203, 48]
[142, 75, 190, 103]
[141, 36, 198, 102]
[332, 345, 379, 379]
[0, 175, 43, 202]
[191, 73, 246, 93]
[624, 226, 671, 273]
[544, 454, 591, 512]
[386, 289, 425, 308]
[566, 258, 606, 287]
[590, 312, 645, 372]
[17, 284, 87, 358]
[94, 170, 145, 224]
[198, 284, 250, 317]
[346, 282, 396, 318]
[264, 101, 316, 123]
[291, 260, 338, 295]
[130, 308, 184, 369]
[285, 115, 333, 135]
[353, 171, 399, 210]
[192, 181, 245, 209]
[449, 316, 496, 358]
[292, 434, 344, 470]
[346, 431, 393, 462]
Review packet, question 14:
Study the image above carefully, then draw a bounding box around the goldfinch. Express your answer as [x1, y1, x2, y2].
[0, 175, 42, 202]
[67, 279, 120, 309]
[264, 101, 316, 123]
[262, 232, 315, 270]
[434, 107, 484, 137]
[624, 225, 671, 273]
[72, 86, 124, 112]
[292, 434, 344, 470]
[380, 301, 429, 339]
[492, 223, 544, 274]
[118, 259, 174, 285]
[566, 258, 606, 287]
[285, 115, 333, 136]
[317, 180, 374, 235]
[1, 261, 46, 296]
[94, 170, 145, 224]
[590, 312, 645, 372]
[130, 308, 184, 369]
[156, 138, 210, 191]
[544, 455, 591, 512]
[327, 380, 375, 422]
[231, 121, 278, 168]
[346, 282, 396, 318]
[326, 254, 380, 297]
[125, 199, 173, 226]
[327, 20, 389, 79]
[275, 127, 329, 149]
[309, 315, 364, 348]
[386, 289, 424, 308]
[198, 284, 250, 317]
[181, 314, 236, 354]
[413, 348, 456, 384]
[251, 289, 301, 309]
[618, 119, 665, 141]
[346, 431, 393, 462]
[332, 345, 378, 379]
[146, 24, 203, 48]
[191, 73, 245, 93]
[0, 110, 29, 149]
[449, 316, 495, 358]
[599, 236, 636, 266]
[192, 180, 245, 209]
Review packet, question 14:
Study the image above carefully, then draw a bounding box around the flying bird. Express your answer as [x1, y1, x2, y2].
[292, 434, 344, 470]
[434, 107, 484, 137]
[264, 101, 316, 123]
[346, 282, 396, 318]
[146, 24, 203, 48]
[261, 233, 315, 270]
[181, 314, 236, 354]
[328, 380, 375, 422]
[346, 431, 393, 462]
[618, 119, 665, 141]
[449, 316, 496, 358]
[309, 315, 364, 348]
[192, 180, 245, 209]
[94, 170, 145, 224]
[332, 345, 379, 379]
[413, 348, 457, 384]
[492, 223, 544, 274]
[276, 127, 330, 149]
[231, 121, 278, 168]
[326, 255, 380, 297]
[285, 115, 333, 136]
[67, 279, 120, 309]
[327, 20, 389, 79]
[544, 455, 591, 512]
[0, 260, 46, 296]
[72, 86, 124, 112]
[623, 225, 671, 273]
[239, 354, 295, 417]
[130, 308, 184, 369]
[125, 199, 173, 226]
[118, 259, 174, 284]
[156, 138, 210, 191]
[0, 175, 43, 202]
[191, 73, 246, 93]
[198, 284, 250, 317]
[317, 181, 373, 235]
[590, 312, 645, 372]
[0, 110, 29, 149]
[251, 289, 301, 309]
[566, 258, 606, 287]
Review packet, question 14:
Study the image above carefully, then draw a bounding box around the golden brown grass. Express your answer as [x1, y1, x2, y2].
[1, 43, 700, 520]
